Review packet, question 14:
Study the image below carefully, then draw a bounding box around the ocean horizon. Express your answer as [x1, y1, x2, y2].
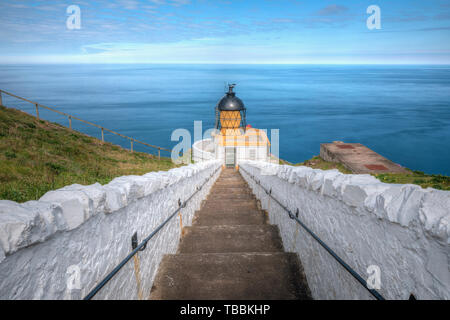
[1, 64, 449, 175]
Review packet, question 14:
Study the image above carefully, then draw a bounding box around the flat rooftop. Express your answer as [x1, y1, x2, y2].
[320, 141, 409, 174]
[215, 128, 270, 147]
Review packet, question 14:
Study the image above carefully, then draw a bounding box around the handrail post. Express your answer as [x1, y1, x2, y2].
[0, 90, 3, 106]
[158, 148, 161, 160]
[68, 116, 72, 129]
[101, 128, 104, 142]
[35, 103, 39, 120]
[130, 140, 133, 153]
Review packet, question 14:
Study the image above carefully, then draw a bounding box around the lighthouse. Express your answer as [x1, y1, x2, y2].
[192, 84, 272, 167]
[215, 83, 246, 135]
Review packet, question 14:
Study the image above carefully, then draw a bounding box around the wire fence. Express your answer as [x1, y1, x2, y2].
[0, 89, 171, 159]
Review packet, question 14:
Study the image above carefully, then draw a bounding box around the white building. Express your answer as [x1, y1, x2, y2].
[193, 84, 272, 167]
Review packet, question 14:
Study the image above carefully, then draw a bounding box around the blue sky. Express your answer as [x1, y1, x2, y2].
[1, 0, 450, 64]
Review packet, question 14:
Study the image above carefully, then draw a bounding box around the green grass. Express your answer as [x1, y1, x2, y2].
[295, 156, 352, 174]
[0, 105, 178, 203]
[295, 156, 450, 190]
[373, 171, 450, 190]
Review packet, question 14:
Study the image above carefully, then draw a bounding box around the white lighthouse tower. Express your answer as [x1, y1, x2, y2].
[193, 84, 272, 167]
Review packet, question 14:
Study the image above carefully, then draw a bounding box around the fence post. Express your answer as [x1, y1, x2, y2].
[68, 116, 72, 129]
[35, 103, 39, 120]
[130, 140, 133, 153]
[158, 148, 161, 160]
[101, 128, 104, 142]
[0, 90, 3, 106]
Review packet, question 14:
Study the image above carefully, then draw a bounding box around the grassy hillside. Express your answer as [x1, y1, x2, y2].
[297, 156, 450, 190]
[0, 106, 177, 203]
[295, 156, 352, 174]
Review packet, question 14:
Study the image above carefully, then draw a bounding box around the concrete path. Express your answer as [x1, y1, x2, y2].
[150, 168, 312, 300]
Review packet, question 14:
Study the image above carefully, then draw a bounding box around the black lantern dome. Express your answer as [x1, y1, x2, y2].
[217, 84, 245, 111]
[215, 84, 247, 132]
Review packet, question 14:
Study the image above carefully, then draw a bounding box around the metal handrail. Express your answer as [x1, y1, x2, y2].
[83, 165, 221, 300]
[239, 166, 385, 300]
[0, 89, 171, 158]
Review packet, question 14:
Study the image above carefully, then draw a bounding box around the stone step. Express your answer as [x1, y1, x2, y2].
[213, 185, 248, 189]
[178, 225, 284, 253]
[150, 252, 311, 300]
[193, 210, 266, 226]
[208, 189, 254, 197]
[218, 172, 240, 177]
[217, 175, 241, 179]
[214, 178, 247, 183]
[216, 177, 245, 182]
[148, 168, 312, 301]
[206, 193, 255, 200]
[201, 200, 258, 211]
[210, 186, 252, 192]
[216, 175, 245, 180]
[197, 203, 260, 215]
[214, 179, 248, 187]
[219, 168, 238, 173]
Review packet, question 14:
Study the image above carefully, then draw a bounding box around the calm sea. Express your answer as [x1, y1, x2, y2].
[0, 64, 449, 175]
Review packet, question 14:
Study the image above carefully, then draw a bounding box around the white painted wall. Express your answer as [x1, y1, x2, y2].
[236, 145, 268, 164]
[239, 161, 449, 300]
[192, 139, 215, 163]
[0, 160, 221, 300]
[194, 139, 269, 164]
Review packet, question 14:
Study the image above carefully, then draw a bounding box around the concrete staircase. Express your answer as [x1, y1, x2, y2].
[150, 168, 312, 300]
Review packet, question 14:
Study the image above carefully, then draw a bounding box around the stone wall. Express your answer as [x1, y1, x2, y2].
[0, 160, 222, 300]
[239, 160, 449, 300]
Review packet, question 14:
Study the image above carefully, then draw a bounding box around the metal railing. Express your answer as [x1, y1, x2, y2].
[83, 165, 221, 300]
[239, 166, 386, 300]
[0, 89, 171, 159]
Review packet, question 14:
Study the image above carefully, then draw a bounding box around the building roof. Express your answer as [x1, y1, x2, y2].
[214, 128, 270, 147]
[217, 84, 245, 111]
